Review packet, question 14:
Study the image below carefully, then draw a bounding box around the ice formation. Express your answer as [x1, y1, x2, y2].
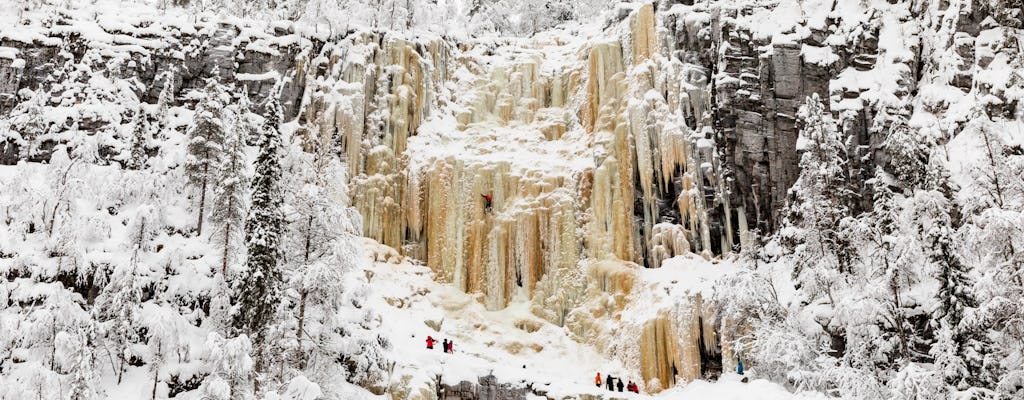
[287, 4, 750, 391]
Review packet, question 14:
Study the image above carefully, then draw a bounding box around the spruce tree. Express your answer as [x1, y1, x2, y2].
[868, 167, 917, 361]
[781, 94, 854, 287]
[917, 159, 1000, 389]
[126, 110, 150, 170]
[185, 81, 227, 236]
[884, 119, 931, 191]
[155, 73, 175, 136]
[232, 94, 284, 366]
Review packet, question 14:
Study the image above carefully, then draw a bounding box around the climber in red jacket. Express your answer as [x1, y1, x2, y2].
[481, 194, 493, 212]
[426, 336, 435, 349]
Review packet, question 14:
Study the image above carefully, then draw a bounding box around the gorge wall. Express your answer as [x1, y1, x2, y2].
[2, 0, 1020, 394]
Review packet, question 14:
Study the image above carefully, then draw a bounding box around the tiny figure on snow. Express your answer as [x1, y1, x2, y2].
[606, 375, 615, 391]
[737, 357, 744, 375]
[447, 340, 454, 353]
[595, 372, 602, 387]
[426, 336, 435, 349]
[627, 380, 637, 393]
[616, 378, 624, 392]
[481, 194, 493, 212]
[442, 339, 449, 353]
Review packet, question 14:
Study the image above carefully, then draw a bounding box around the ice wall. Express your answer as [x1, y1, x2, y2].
[290, 5, 748, 393]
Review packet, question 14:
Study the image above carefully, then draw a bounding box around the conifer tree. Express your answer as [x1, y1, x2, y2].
[126, 110, 150, 170]
[185, 81, 227, 236]
[155, 72, 175, 136]
[209, 104, 249, 276]
[232, 93, 284, 366]
[915, 158, 1000, 389]
[781, 94, 854, 289]
[884, 119, 931, 191]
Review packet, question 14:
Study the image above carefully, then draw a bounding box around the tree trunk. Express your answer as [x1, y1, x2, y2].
[222, 222, 230, 276]
[295, 218, 313, 369]
[197, 172, 207, 236]
[295, 290, 308, 369]
[151, 366, 159, 400]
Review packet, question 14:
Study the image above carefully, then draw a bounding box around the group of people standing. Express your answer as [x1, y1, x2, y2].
[594, 373, 640, 394]
[425, 335, 455, 353]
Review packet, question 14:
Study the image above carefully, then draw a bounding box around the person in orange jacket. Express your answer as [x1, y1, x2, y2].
[595, 372, 602, 387]
[426, 336, 435, 349]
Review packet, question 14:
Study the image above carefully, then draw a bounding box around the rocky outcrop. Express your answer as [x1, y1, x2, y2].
[440, 375, 528, 400]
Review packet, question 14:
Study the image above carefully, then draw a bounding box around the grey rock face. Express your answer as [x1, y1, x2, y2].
[440, 375, 527, 400]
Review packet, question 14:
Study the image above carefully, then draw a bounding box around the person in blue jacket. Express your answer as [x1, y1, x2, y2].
[737, 357, 744, 375]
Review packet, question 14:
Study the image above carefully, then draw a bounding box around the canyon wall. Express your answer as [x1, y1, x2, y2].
[2, 0, 1019, 393]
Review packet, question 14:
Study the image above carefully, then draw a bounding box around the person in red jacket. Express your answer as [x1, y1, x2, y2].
[426, 336, 435, 349]
[481, 194, 493, 212]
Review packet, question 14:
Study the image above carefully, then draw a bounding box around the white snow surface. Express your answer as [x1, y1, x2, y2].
[362, 241, 821, 399]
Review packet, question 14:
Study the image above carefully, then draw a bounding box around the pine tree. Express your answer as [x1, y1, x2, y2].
[185, 81, 227, 237]
[232, 94, 284, 365]
[209, 104, 249, 276]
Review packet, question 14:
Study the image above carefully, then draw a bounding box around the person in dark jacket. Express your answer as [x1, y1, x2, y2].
[606, 375, 614, 391]
[616, 379, 624, 392]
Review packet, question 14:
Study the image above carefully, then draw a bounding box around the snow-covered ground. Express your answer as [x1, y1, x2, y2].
[362, 240, 821, 399]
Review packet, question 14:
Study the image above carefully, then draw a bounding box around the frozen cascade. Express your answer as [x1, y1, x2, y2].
[292, 5, 748, 392]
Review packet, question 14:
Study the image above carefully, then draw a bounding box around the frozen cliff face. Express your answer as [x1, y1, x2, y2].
[1, 0, 1021, 394]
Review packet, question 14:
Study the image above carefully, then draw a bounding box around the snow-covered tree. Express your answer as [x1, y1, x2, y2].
[780, 94, 854, 293]
[5, 89, 50, 160]
[884, 120, 931, 191]
[231, 94, 284, 366]
[59, 326, 101, 400]
[209, 102, 249, 276]
[155, 72, 176, 136]
[126, 110, 151, 170]
[201, 333, 255, 400]
[185, 81, 228, 237]
[93, 264, 143, 384]
[234, 89, 260, 146]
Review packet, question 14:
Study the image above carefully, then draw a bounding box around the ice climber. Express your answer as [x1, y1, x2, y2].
[606, 375, 614, 391]
[481, 194, 493, 212]
[737, 357, 744, 375]
[595, 372, 602, 387]
[442, 339, 449, 353]
[426, 336, 435, 349]
[616, 378, 624, 392]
